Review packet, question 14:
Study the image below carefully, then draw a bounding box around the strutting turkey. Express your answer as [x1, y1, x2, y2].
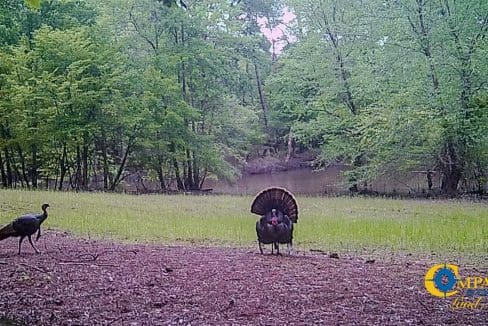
[0, 203, 50, 254]
[251, 187, 298, 255]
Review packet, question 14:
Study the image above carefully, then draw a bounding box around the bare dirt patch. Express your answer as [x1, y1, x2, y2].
[0, 232, 486, 325]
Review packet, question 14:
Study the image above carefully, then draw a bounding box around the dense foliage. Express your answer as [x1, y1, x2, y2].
[1, 0, 276, 191]
[0, 0, 486, 194]
[267, 0, 488, 194]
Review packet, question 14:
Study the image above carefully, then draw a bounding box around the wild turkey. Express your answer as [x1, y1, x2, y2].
[251, 187, 298, 255]
[0, 203, 50, 254]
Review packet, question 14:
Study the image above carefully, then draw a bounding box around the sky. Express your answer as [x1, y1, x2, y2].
[256, 7, 297, 56]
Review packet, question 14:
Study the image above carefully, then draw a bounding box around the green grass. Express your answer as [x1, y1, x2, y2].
[1, 189, 487, 258]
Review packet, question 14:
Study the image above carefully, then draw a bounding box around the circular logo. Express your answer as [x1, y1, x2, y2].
[433, 267, 457, 293]
[425, 263, 460, 298]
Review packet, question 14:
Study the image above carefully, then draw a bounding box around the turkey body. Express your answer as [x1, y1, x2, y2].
[0, 203, 50, 254]
[256, 209, 294, 255]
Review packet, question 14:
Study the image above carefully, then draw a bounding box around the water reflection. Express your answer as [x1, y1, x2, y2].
[204, 166, 437, 195]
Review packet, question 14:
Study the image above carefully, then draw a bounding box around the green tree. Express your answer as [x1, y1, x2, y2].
[268, 0, 487, 194]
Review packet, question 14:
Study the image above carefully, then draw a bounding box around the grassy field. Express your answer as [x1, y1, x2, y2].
[0, 189, 487, 259]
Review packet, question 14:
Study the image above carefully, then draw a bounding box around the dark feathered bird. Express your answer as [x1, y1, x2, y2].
[252, 187, 298, 255]
[256, 208, 294, 255]
[0, 203, 50, 254]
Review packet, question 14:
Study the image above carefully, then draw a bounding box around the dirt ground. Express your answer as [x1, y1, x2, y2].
[0, 232, 486, 326]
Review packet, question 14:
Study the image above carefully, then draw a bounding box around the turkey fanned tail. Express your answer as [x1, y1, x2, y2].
[251, 187, 298, 223]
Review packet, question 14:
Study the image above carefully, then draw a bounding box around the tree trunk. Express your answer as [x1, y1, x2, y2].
[3, 148, 13, 187]
[198, 168, 208, 190]
[441, 170, 461, 195]
[109, 141, 133, 191]
[182, 159, 188, 190]
[427, 169, 433, 190]
[100, 133, 111, 190]
[190, 122, 199, 189]
[285, 132, 294, 163]
[58, 143, 67, 191]
[11, 156, 23, 188]
[173, 159, 185, 191]
[349, 154, 366, 192]
[0, 151, 6, 188]
[439, 141, 463, 195]
[185, 149, 195, 190]
[16, 146, 30, 188]
[192, 156, 200, 190]
[337, 51, 357, 115]
[75, 145, 82, 190]
[31, 144, 38, 188]
[82, 143, 89, 190]
[320, 6, 357, 115]
[156, 155, 167, 191]
[254, 62, 269, 130]
[156, 165, 167, 191]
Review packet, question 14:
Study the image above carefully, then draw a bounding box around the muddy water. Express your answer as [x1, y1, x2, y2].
[204, 166, 437, 195]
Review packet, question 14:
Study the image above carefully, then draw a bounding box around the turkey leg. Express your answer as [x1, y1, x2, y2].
[274, 243, 280, 255]
[287, 242, 293, 255]
[28, 235, 40, 254]
[18, 236, 25, 255]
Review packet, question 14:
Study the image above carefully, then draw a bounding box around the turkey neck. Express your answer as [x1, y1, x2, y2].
[37, 208, 49, 224]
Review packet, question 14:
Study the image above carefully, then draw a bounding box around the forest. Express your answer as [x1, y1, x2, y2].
[0, 0, 486, 195]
